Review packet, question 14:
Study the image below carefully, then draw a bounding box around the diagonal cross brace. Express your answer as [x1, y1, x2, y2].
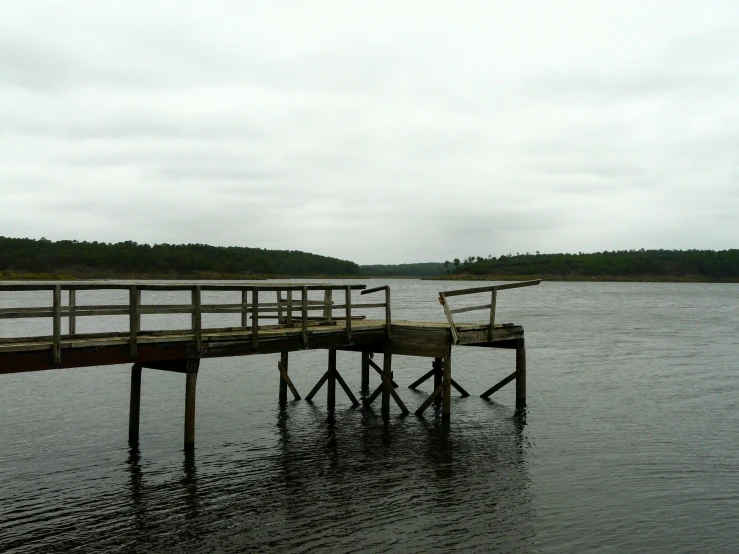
[277, 361, 301, 400]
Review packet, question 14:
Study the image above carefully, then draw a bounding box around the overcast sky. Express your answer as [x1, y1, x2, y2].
[1, 1, 737, 264]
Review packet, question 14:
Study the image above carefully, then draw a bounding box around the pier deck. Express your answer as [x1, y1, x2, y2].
[0, 280, 539, 450]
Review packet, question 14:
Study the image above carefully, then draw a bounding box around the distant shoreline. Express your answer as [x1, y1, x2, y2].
[424, 274, 739, 283]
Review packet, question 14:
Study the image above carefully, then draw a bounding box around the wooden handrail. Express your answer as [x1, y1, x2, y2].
[439, 280, 541, 344]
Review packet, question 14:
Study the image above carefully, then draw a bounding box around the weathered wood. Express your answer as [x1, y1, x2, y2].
[442, 353, 452, 419]
[129, 286, 140, 360]
[385, 287, 392, 339]
[361, 352, 370, 391]
[360, 285, 387, 295]
[277, 292, 283, 323]
[184, 358, 200, 451]
[327, 348, 337, 410]
[433, 357, 442, 393]
[301, 286, 308, 347]
[408, 367, 435, 389]
[241, 289, 248, 327]
[415, 382, 445, 416]
[286, 290, 293, 326]
[68, 290, 76, 335]
[449, 303, 492, 314]
[345, 286, 352, 341]
[278, 358, 300, 400]
[481, 371, 517, 399]
[334, 368, 360, 407]
[488, 288, 497, 341]
[52, 285, 61, 364]
[450, 377, 470, 397]
[367, 357, 399, 388]
[129, 363, 142, 443]
[364, 382, 384, 407]
[305, 371, 329, 402]
[516, 338, 526, 405]
[251, 287, 258, 351]
[442, 279, 541, 297]
[382, 349, 392, 415]
[324, 289, 333, 323]
[439, 293, 459, 345]
[279, 351, 289, 401]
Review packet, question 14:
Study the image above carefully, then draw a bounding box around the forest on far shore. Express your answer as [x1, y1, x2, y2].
[437, 249, 739, 281]
[0, 236, 359, 279]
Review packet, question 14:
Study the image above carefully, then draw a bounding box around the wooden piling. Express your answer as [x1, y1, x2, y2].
[129, 363, 142, 444]
[184, 359, 200, 452]
[327, 348, 337, 411]
[382, 349, 392, 416]
[361, 352, 370, 391]
[516, 338, 526, 405]
[279, 351, 289, 402]
[442, 353, 452, 420]
[433, 357, 442, 401]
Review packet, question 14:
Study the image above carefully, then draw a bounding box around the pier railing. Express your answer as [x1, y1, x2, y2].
[438, 280, 541, 344]
[0, 282, 394, 364]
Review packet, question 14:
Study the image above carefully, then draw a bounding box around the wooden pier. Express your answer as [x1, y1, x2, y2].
[0, 280, 540, 450]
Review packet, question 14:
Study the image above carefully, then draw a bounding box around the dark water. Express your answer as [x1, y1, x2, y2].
[1, 280, 738, 552]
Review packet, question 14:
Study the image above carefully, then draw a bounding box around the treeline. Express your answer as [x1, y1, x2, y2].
[359, 262, 445, 277]
[0, 237, 359, 277]
[442, 249, 739, 280]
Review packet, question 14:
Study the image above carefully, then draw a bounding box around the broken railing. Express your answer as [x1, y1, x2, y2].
[438, 279, 541, 344]
[0, 282, 393, 364]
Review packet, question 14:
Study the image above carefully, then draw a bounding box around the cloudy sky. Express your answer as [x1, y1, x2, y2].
[1, 1, 737, 264]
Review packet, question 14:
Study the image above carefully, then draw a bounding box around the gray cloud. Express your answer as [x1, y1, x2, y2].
[1, 1, 738, 264]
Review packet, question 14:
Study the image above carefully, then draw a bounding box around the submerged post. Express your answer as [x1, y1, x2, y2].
[279, 351, 289, 402]
[361, 352, 370, 391]
[516, 338, 526, 405]
[382, 349, 392, 416]
[184, 359, 200, 452]
[442, 352, 452, 419]
[433, 357, 443, 402]
[129, 363, 142, 444]
[327, 348, 337, 411]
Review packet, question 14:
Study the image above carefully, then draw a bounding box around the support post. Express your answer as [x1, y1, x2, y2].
[129, 363, 142, 444]
[327, 348, 336, 411]
[382, 349, 392, 416]
[52, 285, 61, 365]
[68, 289, 76, 335]
[251, 287, 259, 351]
[433, 357, 442, 401]
[279, 351, 289, 402]
[241, 289, 248, 327]
[516, 338, 526, 405]
[442, 352, 452, 420]
[184, 359, 200, 452]
[361, 352, 370, 391]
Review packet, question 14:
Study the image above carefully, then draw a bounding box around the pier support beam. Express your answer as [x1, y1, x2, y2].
[327, 348, 337, 411]
[279, 351, 289, 402]
[128, 363, 142, 444]
[184, 358, 200, 452]
[433, 357, 442, 395]
[516, 338, 526, 406]
[361, 352, 370, 392]
[442, 352, 452, 420]
[382, 349, 392, 416]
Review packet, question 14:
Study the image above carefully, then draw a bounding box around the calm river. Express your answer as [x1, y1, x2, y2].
[1, 280, 737, 552]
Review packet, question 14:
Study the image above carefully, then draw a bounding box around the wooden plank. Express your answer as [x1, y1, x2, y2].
[286, 290, 293, 326]
[360, 285, 387, 295]
[415, 382, 445, 416]
[367, 357, 398, 388]
[251, 287, 258, 351]
[334, 368, 359, 407]
[408, 367, 435, 389]
[241, 289, 248, 327]
[68, 289, 76, 335]
[450, 377, 470, 397]
[441, 279, 541, 297]
[52, 285, 61, 364]
[278, 359, 300, 400]
[487, 288, 497, 341]
[192, 285, 202, 354]
[129, 286, 140, 359]
[449, 303, 492, 314]
[481, 371, 517, 399]
[439, 293, 459, 344]
[385, 287, 392, 339]
[305, 370, 329, 402]
[301, 286, 308, 347]
[324, 289, 333, 323]
[345, 286, 352, 342]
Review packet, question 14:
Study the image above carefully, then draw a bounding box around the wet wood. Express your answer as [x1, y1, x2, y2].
[415, 382, 445, 416]
[277, 356, 300, 396]
[361, 352, 370, 391]
[364, 382, 383, 407]
[433, 357, 442, 392]
[129, 362, 142, 443]
[408, 367, 435, 389]
[516, 338, 526, 405]
[480, 371, 517, 399]
[327, 348, 337, 410]
[367, 357, 398, 388]
[450, 377, 470, 397]
[334, 369, 359, 407]
[184, 358, 200, 451]
[442, 353, 451, 419]
[305, 371, 329, 402]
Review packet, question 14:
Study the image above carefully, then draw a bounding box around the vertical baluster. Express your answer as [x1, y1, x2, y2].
[287, 290, 293, 326]
[52, 285, 61, 364]
[192, 285, 202, 354]
[488, 287, 497, 341]
[345, 285, 352, 342]
[251, 287, 259, 351]
[129, 285, 140, 360]
[301, 286, 308, 347]
[241, 288, 248, 327]
[385, 286, 392, 340]
[68, 289, 76, 335]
